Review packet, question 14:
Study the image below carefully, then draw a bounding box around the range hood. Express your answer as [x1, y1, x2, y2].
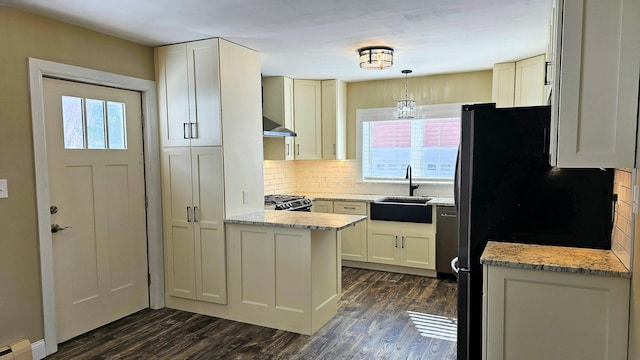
[263, 116, 297, 137]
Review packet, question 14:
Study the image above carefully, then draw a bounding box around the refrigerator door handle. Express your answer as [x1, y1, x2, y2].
[451, 257, 460, 274]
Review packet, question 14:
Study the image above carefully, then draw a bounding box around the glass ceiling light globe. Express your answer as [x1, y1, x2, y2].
[357, 46, 394, 70]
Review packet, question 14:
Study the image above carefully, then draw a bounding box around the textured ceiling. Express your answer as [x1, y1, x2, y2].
[1, 0, 553, 81]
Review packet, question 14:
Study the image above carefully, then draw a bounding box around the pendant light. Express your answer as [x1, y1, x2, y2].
[397, 69, 416, 119]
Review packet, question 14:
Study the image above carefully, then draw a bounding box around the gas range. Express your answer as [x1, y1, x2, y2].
[264, 194, 312, 211]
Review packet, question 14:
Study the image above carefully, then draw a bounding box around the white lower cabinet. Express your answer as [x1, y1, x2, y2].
[483, 264, 630, 360]
[313, 200, 368, 261]
[161, 146, 226, 304]
[368, 221, 435, 270]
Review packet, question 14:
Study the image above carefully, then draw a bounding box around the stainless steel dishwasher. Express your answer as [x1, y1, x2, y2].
[436, 206, 458, 277]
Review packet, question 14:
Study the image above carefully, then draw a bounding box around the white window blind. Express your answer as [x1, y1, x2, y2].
[358, 104, 462, 182]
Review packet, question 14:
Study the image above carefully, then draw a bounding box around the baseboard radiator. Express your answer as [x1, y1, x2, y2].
[0, 339, 31, 360]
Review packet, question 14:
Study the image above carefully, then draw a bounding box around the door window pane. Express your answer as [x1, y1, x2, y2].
[86, 99, 106, 149]
[106, 102, 126, 149]
[60, 96, 128, 150]
[61, 96, 85, 149]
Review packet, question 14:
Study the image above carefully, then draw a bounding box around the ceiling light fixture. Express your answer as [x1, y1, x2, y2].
[357, 46, 393, 70]
[397, 69, 416, 119]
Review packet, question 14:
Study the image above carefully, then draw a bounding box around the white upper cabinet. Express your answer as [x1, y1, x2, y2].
[514, 55, 546, 107]
[264, 78, 347, 160]
[321, 80, 346, 160]
[156, 39, 222, 147]
[550, 0, 640, 168]
[491, 62, 515, 108]
[492, 55, 546, 108]
[293, 79, 322, 160]
[263, 76, 295, 160]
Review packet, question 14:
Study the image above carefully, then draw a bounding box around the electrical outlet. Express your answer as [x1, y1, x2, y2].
[0, 179, 7, 199]
[242, 190, 249, 204]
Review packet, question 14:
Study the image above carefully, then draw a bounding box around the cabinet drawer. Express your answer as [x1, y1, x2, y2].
[334, 201, 366, 215]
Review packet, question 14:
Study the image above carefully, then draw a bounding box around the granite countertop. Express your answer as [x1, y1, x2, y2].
[225, 210, 367, 231]
[306, 193, 455, 206]
[480, 241, 631, 278]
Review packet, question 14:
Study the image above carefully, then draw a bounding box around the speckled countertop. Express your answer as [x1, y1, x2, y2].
[305, 193, 455, 207]
[480, 241, 631, 278]
[225, 210, 367, 231]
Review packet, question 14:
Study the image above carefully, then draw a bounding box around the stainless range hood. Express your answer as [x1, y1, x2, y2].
[263, 116, 296, 137]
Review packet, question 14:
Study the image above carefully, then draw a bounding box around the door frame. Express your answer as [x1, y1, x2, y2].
[28, 58, 164, 356]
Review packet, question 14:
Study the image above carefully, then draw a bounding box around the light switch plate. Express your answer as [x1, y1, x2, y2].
[242, 190, 249, 204]
[0, 179, 7, 199]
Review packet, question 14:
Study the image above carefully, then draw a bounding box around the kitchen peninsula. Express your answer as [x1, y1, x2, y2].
[224, 210, 366, 334]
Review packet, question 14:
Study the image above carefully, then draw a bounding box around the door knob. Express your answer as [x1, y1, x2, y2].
[51, 224, 71, 233]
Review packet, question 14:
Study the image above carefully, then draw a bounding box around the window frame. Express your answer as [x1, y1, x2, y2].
[356, 103, 464, 185]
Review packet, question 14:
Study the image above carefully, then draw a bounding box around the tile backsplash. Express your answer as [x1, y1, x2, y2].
[264, 160, 454, 198]
[612, 168, 632, 269]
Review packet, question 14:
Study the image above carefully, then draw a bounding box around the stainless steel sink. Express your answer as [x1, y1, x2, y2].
[370, 197, 433, 223]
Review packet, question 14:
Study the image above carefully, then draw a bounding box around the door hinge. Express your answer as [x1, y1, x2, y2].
[141, 114, 145, 129]
[145, 196, 149, 208]
[148, 273, 151, 286]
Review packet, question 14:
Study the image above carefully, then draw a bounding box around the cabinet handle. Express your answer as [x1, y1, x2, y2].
[394, 235, 398, 248]
[544, 61, 551, 85]
[190, 122, 197, 139]
[183, 123, 190, 139]
[440, 213, 457, 218]
[186, 206, 191, 222]
[193, 206, 198, 222]
[401, 235, 405, 249]
[286, 143, 290, 155]
[297, 144, 300, 155]
[344, 206, 356, 210]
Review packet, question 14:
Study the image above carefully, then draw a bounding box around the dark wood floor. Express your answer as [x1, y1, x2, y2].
[46, 267, 458, 359]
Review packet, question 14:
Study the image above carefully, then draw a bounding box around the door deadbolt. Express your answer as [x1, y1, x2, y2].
[50, 206, 58, 214]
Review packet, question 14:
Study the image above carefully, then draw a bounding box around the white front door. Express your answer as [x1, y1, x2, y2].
[43, 78, 149, 342]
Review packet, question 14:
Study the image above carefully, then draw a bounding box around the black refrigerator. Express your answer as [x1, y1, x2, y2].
[453, 103, 614, 360]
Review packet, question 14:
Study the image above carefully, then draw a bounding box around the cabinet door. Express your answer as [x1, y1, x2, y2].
[321, 80, 346, 160]
[491, 62, 515, 108]
[400, 233, 435, 270]
[263, 77, 295, 160]
[191, 147, 226, 304]
[334, 202, 367, 261]
[156, 44, 191, 147]
[161, 147, 196, 299]
[283, 77, 295, 160]
[293, 80, 322, 159]
[312, 200, 333, 213]
[514, 55, 546, 106]
[551, 0, 640, 168]
[340, 222, 367, 261]
[368, 229, 399, 265]
[484, 265, 630, 360]
[187, 40, 222, 147]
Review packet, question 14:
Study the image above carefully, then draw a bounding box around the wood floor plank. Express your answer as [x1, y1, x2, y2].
[46, 267, 457, 359]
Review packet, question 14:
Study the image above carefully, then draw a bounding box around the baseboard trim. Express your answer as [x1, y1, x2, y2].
[342, 260, 437, 277]
[31, 340, 46, 360]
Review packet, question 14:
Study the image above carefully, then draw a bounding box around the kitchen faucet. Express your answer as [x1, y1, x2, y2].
[405, 165, 419, 196]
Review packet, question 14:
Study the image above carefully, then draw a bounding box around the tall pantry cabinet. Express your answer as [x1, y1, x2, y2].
[156, 38, 264, 307]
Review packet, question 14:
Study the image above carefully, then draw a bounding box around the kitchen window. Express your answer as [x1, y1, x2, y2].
[357, 103, 462, 183]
